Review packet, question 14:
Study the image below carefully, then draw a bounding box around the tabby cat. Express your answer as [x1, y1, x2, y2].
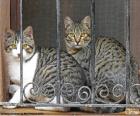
[4, 26, 86, 111]
[64, 16, 139, 113]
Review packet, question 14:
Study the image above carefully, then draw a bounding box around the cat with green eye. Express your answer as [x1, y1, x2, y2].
[64, 16, 140, 113]
[4, 26, 86, 112]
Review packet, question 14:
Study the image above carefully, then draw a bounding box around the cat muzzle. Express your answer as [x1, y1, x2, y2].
[75, 45, 82, 49]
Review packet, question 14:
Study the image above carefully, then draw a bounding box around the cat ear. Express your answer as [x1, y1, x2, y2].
[23, 26, 33, 38]
[64, 16, 74, 29]
[5, 29, 15, 39]
[81, 16, 91, 29]
[4, 29, 15, 50]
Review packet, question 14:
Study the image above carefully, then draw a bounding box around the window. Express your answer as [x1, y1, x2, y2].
[0, 0, 140, 114]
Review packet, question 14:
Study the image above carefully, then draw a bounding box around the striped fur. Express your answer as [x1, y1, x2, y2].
[64, 16, 139, 113]
[4, 26, 86, 111]
[33, 47, 86, 103]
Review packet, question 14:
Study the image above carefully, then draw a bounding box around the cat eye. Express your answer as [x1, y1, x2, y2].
[5, 45, 15, 52]
[68, 33, 75, 38]
[23, 44, 33, 53]
[7, 44, 17, 50]
[23, 44, 28, 48]
[81, 33, 88, 38]
[12, 44, 17, 49]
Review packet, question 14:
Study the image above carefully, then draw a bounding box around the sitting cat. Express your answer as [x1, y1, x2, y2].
[4, 27, 40, 108]
[4, 26, 87, 111]
[64, 16, 140, 113]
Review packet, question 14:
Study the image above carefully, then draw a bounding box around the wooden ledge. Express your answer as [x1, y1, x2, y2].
[0, 107, 140, 115]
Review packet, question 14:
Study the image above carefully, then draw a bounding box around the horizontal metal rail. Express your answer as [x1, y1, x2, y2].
[1, 102, 140, 108]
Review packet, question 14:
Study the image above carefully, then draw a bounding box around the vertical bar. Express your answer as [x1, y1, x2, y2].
[125, 0, 130, 104]
[19, 0, 23, 103]
[56, 0, 61, 104]
[90, 0, 96, 104]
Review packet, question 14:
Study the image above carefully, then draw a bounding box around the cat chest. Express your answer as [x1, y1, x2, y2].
[8, 62, 20, 83]
[22, 54, 38, 85]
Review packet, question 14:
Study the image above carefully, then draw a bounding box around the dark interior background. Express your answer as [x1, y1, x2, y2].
[14, 0, 139, 65]
[23, 0, 126, 47]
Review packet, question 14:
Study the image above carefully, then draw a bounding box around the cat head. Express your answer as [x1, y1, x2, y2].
[4, 26, 35, 61]
[64, 16, 91, 50]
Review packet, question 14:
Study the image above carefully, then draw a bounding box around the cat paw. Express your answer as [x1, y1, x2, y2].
[35, 106, 70, 112]
[125, 108, 140, 115]
[3, 104, 17, 109]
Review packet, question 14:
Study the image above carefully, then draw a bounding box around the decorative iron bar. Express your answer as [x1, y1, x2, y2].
[1, 0, 140, 109]
[56, 0, 61, 104]
[20, 0, 23, 103]
[90, 0, 96, 104]
[1, 102, 140, 108]
[125, 0, 130, 104]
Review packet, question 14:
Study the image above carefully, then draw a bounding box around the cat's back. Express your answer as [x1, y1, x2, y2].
[35, 47, 86, 84]
[37, 47, 82, 67]
[94, 36, 126, 82]
[95, 36, 125, 62]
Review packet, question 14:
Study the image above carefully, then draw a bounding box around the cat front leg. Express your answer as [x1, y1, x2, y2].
[3, 84, 32, 109]
[3, 88, 21, 109]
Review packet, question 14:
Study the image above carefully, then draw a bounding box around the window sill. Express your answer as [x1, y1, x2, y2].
[0, 107, 139, 115]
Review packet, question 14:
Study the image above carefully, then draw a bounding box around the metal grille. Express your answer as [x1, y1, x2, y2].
[2, 0, 140, 111]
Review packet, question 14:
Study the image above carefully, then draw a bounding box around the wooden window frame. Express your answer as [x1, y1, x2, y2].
[0, 0, 10, 101]
[0, 0, 20, 101]
[10, 0, 20, 31]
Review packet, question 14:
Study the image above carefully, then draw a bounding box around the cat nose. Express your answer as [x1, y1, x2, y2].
[76, 39, 80, 45]
[76, 41, 80, 45]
